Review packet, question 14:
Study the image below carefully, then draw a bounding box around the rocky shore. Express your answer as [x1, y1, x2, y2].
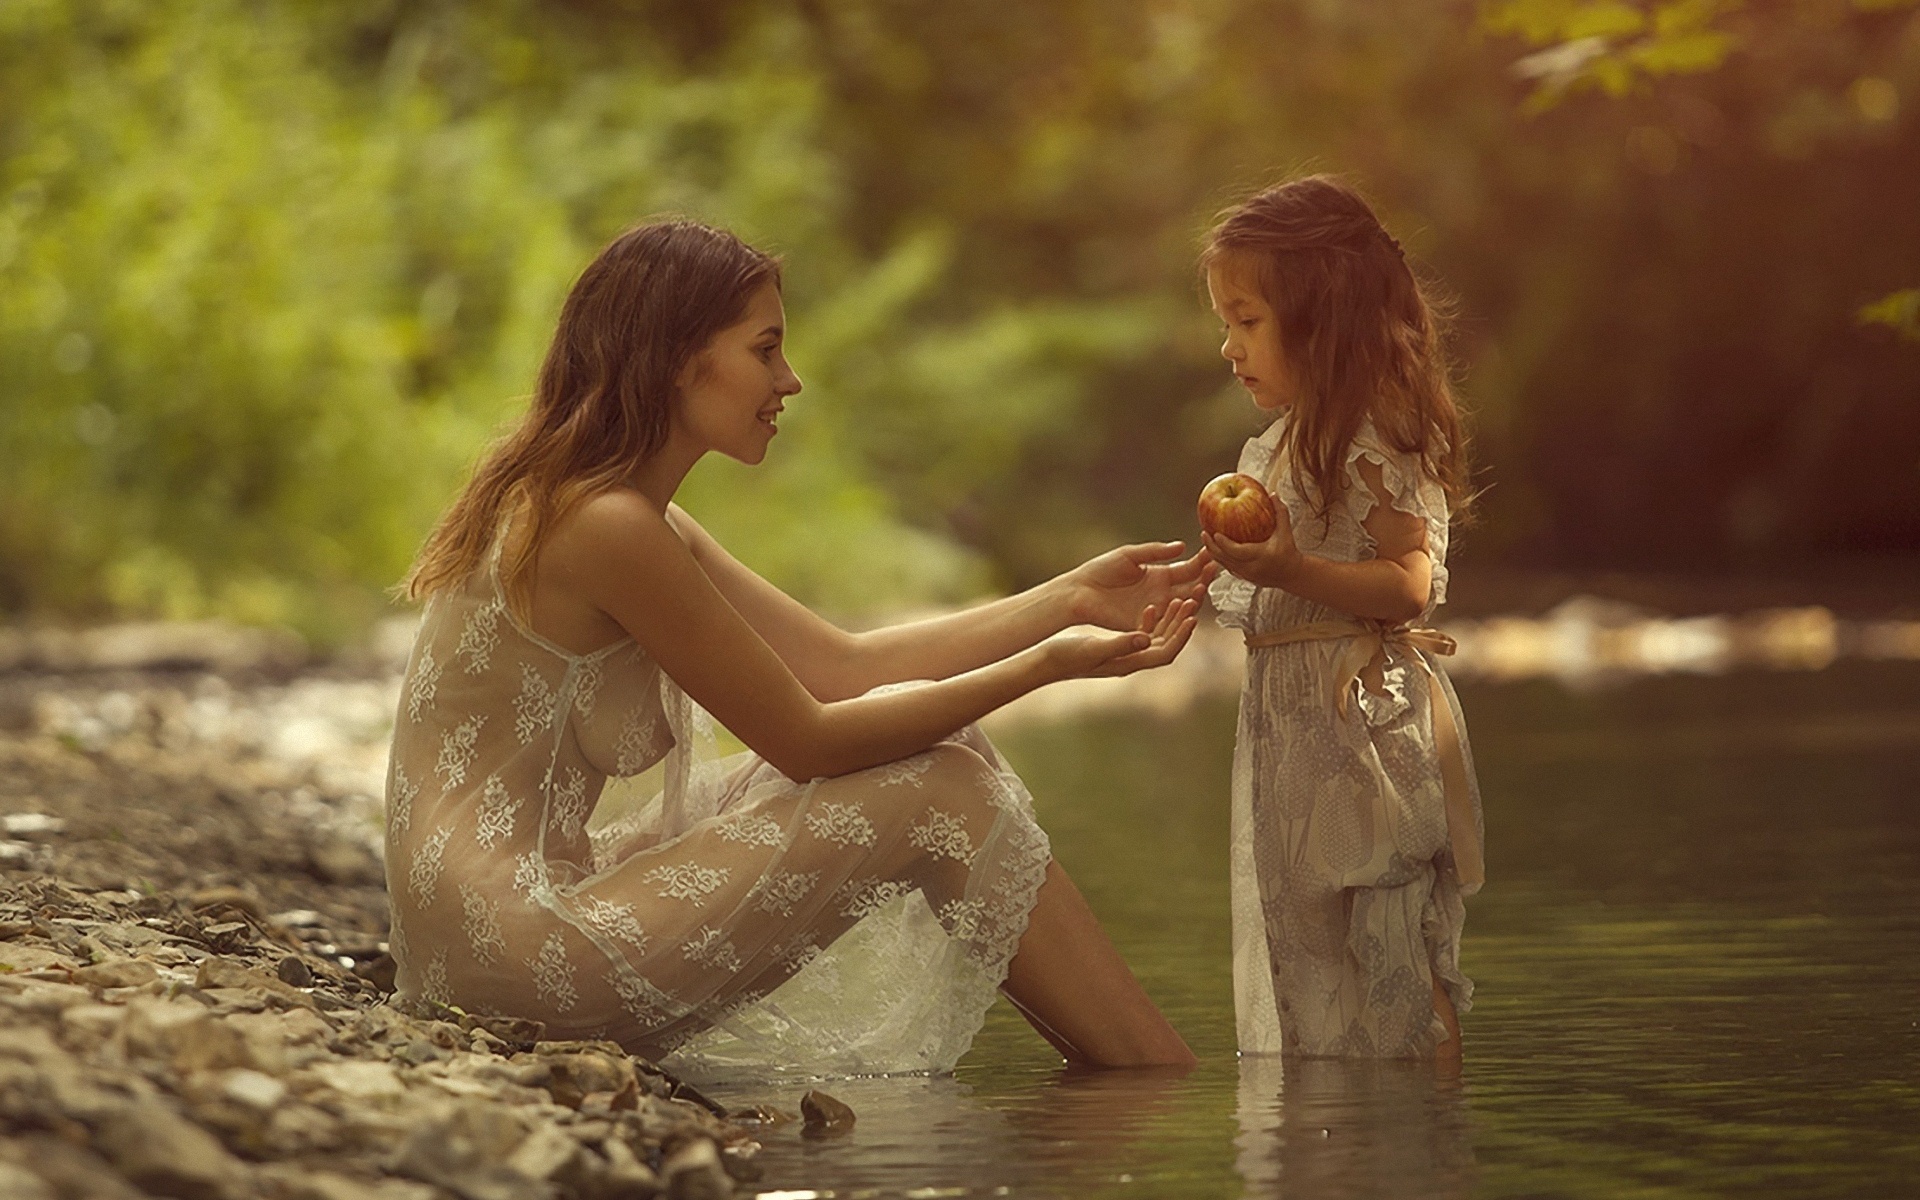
[0, 655, 814, 1200]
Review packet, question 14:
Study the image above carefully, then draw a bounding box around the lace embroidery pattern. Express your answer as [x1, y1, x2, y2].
[409, 827, 451, 906]
[573, 657, 603, 720]
[580, 897, 649, 953]
[683, 926, 744, 974]
[527, 931, 578, 1011]
[456, 597, 504, 673]
[715, 813, 786, 848]
[387, 765, 419, 837]
[937, 898, 987, 940]
[422, 948, 452, 1006]
[512, 852, 553, 905]
[755, 870, 820, 918]
[708, 988, 767, 1025]
[435, 716, 485, 789]
[775, 936, 821, 972]
[805, 802, 876, 848]
[513, 662, 557, 745]
[836, 877, 910, 920]
[607, 969, 671, 1026]
[474, 776, 521, 850]
[644, 863, 730, 902]
[549, 767, 589, 842]
[877, 753, 933, 788]
[614, 706, 659, 776]
[460, 882, 507, 965]
[387, 909, 410, 970]
[408, 645, 441, 721]
[910, 808, 978, 865]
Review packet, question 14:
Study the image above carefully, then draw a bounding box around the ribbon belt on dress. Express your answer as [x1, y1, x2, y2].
[1244, 620, 1485, 891]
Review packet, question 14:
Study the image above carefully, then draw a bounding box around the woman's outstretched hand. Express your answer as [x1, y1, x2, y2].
[1045, 597, 1201, 680]
[1065, 541, 1219, 631]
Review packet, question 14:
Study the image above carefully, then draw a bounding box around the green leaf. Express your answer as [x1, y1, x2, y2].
[1859, 289, 1920, 343]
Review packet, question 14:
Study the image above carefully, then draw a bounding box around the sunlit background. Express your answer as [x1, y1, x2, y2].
[3, 0, 1916, 639]
[2, 2, 1917, 1197]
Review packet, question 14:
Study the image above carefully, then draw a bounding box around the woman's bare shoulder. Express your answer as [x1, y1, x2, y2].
[547, 489, 681, 563]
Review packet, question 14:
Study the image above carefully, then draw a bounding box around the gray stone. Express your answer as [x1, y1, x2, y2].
[597, 1136, 663, 1197]
[0, 1160, 55, 1200]
[122, 997, 254, 1073]
[389, 1101, 548, 1200]
[94, 1095, 247, 1200]
[662, 1138, 731, 1200]
[506, 1123, 600, 1191]
[0, 1134, 147, 1200]
[196, 956, 317, 1010]
[57, 1001, 129, 1052]
[308, 833, 384, 887]
[219, 1067, 287, 1110]
[799, 1088, 855, 1137]
[71, 958, 159, 989]
[276, 955, 315, 988]
[307, 1059, 406, 1102]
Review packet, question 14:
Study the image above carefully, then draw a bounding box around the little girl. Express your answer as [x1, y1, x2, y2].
[1198, 176, 1484, 1059]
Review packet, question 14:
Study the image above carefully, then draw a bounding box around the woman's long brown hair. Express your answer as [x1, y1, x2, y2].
[402, 219, 781, 610]
[1203, 175, 1471, 522]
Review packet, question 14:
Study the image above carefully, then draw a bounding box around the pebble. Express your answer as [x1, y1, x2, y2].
[800, 1088, 857, 1137]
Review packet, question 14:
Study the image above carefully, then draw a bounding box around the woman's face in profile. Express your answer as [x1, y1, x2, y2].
[674, 282, 803, 465]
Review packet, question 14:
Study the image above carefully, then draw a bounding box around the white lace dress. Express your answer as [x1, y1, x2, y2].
[1209, 415, 1484, 1058]
[382, 553, 1052, 1080]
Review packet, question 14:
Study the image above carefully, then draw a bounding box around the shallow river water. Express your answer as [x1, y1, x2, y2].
[709, 662, 1920, 1198]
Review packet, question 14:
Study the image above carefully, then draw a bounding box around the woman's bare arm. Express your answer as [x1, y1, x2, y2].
[669, 504, 1213, 701]
[557, 492, 1195, 781]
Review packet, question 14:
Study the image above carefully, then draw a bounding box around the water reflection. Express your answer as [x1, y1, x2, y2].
[716, 1061, 1219, 1196]
[723, 664, 1920, 1197]
[1235, 1056, 1476, 1200]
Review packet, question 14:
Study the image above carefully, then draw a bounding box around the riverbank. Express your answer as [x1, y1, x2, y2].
[0, 677, 805, 1199]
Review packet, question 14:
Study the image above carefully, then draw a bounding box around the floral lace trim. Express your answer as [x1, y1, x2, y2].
[666, 741, 1055, 1080]
[1342, 436, 1451, 612]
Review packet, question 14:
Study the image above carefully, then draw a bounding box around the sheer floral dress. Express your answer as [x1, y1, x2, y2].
[1209, 416, 1485, 1058]
[382, 549, 1053, 1080]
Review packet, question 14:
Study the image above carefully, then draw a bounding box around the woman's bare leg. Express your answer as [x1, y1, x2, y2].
[1000, 859, 1196, 1069]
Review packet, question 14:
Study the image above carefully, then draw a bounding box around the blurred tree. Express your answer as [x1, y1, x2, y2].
[3, 0, 1916, 641]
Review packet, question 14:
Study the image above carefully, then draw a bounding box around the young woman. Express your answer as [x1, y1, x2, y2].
[385, 218, 1208, 1077]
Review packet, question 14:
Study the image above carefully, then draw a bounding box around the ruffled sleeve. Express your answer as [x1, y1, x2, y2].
[1208, 418, 1289, 632]
[1344, 423, 1452, 611]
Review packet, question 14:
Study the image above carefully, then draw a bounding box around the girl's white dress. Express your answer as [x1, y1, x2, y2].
[382, 549, 1052, 1080]
[1210, 415, 1484, 1058]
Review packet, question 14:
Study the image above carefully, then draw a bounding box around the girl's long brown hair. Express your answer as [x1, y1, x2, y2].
[403, 219, 781, 609]
[1203, 175, 1471, 522]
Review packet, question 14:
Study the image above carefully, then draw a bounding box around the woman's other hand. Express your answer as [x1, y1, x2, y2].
[1200, 503, 1301, 590]
[1045, 597, 1200, 680]
[1065, 542, 1219, 632]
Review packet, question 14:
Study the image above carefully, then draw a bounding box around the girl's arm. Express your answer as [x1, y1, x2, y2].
[564, 491, 1198, 782]
[668, 503, 1215, 701]
[1201, 458, 1433, 625]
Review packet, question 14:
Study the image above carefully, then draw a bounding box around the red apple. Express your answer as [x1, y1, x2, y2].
[1197, 472, 1277, 543]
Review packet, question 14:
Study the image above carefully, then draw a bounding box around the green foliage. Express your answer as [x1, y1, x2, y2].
[1860, 289, 1920, 342]
[4, 0, 1919, 639]
[1484, 1, 1918, 108]
[0, 2, 999, 636]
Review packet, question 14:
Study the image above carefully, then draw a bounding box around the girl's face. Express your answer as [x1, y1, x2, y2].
[1206, 260, 1292, 411]
[674, 281, 803, 465]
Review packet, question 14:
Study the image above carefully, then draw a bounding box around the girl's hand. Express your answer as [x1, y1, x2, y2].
[1064, 542, 1219, 632]
[1045, 597, 1201, 680]
[1201, 504, 1302, 589]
